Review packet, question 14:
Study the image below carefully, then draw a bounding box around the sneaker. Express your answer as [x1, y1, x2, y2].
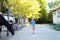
[33, 32, 34, 34]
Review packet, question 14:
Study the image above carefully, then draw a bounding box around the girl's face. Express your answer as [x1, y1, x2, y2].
[32, 19, 34, 21]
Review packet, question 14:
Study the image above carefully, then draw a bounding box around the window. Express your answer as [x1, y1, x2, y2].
[57, 11, 60, 17]
[54, 12, 56, 16]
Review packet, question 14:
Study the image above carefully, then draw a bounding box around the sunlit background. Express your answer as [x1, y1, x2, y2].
[46, 0, 56, 3]
[46, 0, 56, 10]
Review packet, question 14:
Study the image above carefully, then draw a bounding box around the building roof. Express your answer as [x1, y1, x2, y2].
[52, 6, 60, 12]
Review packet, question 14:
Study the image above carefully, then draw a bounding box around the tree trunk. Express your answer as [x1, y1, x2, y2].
[0, 1, 2, 12]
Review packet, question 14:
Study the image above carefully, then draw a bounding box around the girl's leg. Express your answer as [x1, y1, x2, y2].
[33, 28, 35, 31]
[32, 25, 35, 34]
[32, 27, 35, 34]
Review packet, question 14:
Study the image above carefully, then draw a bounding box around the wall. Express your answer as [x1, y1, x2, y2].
[53, 9, 60, 24]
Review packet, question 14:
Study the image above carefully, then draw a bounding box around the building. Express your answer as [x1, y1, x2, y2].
[52, 7, 60, 24]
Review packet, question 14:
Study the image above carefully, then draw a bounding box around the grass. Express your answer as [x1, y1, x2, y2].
[49, 24, 60, 31]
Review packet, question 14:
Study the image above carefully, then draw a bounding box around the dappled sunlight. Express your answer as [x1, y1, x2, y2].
[0, 0, 60, 40]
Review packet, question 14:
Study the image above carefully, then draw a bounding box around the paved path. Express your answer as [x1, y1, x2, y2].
[0, 24, 60, 40]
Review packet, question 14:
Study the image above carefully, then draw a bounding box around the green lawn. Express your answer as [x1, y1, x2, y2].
[49, 24, 60, 31]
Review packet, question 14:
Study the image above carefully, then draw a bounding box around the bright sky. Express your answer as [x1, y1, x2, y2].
[46, 0, 56, 10]
[46, 0, 56, 4]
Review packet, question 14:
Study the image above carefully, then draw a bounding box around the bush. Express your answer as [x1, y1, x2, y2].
[50, 24, 60, 31]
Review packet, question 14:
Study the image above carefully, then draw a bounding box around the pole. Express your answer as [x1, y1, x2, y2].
[6, 0, 10, 37]
[7, 6, 10, 36]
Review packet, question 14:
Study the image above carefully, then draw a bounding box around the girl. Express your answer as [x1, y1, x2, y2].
[30, 19, 36, 34]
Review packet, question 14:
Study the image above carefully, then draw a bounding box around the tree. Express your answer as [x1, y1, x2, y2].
[3, 0, 40, 19]
[53, 0, 60, 8]
[36, 0, 48, 23]
[0, 0, 7, 13]
[0, 1, 2, 12]
[48, 0, 60, 10]
[47, 1, 59, 23]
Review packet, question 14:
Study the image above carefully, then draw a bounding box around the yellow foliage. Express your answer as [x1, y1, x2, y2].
[3, 0, 40, 19]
